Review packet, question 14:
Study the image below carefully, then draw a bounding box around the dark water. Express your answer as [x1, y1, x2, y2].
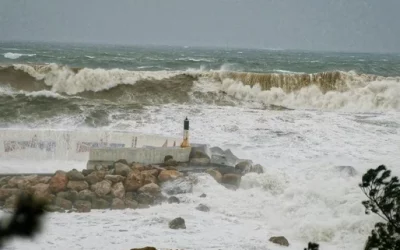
[0, 41, 399, 128]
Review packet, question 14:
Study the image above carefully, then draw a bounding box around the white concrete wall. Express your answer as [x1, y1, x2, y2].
[89, 147, 191, 165]
[0, 129, 182, 161]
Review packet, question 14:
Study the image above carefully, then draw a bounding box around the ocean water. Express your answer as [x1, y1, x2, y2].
[0, 41, 399, 250]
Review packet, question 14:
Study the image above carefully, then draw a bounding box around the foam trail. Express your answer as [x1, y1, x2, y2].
[4, 52, 36, 59]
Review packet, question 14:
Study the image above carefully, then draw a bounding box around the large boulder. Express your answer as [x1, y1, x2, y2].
[210, 147, 238, 167]
[206, 169, 222, 183]
[92, 198, 110, 209]
[141, 171, 157, 185]
[138, 183, 161, 196]
[56, 190, 78, 202]
[111, 182, 125, 199]
[67, 169, 85, 181]
[196, 204, 210, 212]
[67, 181, 89, 192]
[115, 163, 131, 177]
[169, 217, 186, 229]
[189, 144, 211, 165]
[77, 189, 96, 201]
[167, 196, 180, 204]
[4, 195, 18, 209]
[91, 180, 112, 197]
[74, 200, 91, 213]
[85, 170, 107, 185]
[125, 199, 139, 209]
[158, 170, 182, 182]
[222, 173, 241, 188]
[55, 197, 72, 210]
[105, 175, 126, 184]
[250, 164, 264, 174]
[124, 170, 142, 191]
[235, 160, 253, 174]
[161, 177, 193, 195]
[0, 189, 20, 201]
[269, 236, 289, 246]
[49, 171, 69, 193]
[30, 183, 51, 200]
[111, 198, 125, 209]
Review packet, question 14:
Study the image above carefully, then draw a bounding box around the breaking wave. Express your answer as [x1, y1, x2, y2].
[3, 52, 36, 60]
[0, 63, 399, 111]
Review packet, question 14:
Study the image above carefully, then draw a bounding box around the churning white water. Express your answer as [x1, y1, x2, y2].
[1, 104, 399, 250]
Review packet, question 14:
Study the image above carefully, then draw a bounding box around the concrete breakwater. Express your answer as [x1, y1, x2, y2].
[0, 144, 264, 212]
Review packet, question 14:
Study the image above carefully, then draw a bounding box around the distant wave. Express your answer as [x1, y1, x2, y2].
[4, 52, 36, 60]
[0, 63, 399, 111]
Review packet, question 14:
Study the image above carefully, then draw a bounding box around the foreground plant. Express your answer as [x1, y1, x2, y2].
[0, 194, 48, 248]
[359, 165, 400, 250]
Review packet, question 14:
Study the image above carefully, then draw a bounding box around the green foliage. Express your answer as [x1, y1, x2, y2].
[0, 193, 48, 248]
[359, 165, 400, 250]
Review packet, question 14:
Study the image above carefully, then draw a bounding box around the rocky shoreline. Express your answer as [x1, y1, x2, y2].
[0, 146, 264, 213]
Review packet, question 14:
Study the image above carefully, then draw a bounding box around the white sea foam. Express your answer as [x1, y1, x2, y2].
[4, 52, 36, 59]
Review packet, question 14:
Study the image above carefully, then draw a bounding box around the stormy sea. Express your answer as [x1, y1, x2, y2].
[0, 41, 399, 250]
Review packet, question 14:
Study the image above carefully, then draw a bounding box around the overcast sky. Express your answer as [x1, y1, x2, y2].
[0, 0, 399, 53]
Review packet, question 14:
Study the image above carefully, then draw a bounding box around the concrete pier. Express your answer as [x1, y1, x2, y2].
[87, 146, 191, 169]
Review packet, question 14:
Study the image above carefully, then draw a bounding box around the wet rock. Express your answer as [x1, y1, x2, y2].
[235, 160, 253, 174]
[67, 181, 89, 192]
[0, 188, 20, 201]
[138, 183, 161, 196]
[77, 189, 96, 201]
[92, 198, 110, 209]
[56, 190, 78, 202]
[105, 175, 126, 184]
[74, 200, 91, 213]
[124, 170, 143, 191]
[85, 170, 107, 185]
[141, 171, 157, 185]
[49, 171, 69, 193]
[196, 204, 210, 212]
[158, 170, 183, 182]
[189, 144, 211, 160]
[31, 183, 51, 200]
[55, 197, 72, 210]
[115, 159, 129, 166]
[111, 198, 125, 209]
[251, 164, 264, 174]
[169, 217, 186, 229]
[125, 199, 139, 209]
[38, 176, 52, 184]
[164, 155, 173, 162]
[82, 169, 95, 176]
[4, 195, 17, 209]
[130, 247, 157, 250]
[222, 173, 241, 187]
[269, 236, 289, 247]
[136, 193, 154, 205]
[199, 193, 207, 198]
[67, 169, 85, 181]
[161, 177, 193, 195]
[206, 169, 222, 183]
[111, 182, 125, 199]
[131, 163, 145, 172]
[44, 204, 65, 213]
[164, 159, 178, 167]
[115, 162, 131, 177]
[91, 180, 112, 197]
[0, 177, 11, 187]
[167, 196, 180, 204]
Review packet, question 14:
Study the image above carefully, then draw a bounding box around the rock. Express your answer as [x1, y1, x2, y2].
[206, 169, 222, 183]
[67, 169, 85, 181]
[49, 171, 69, 193]
[210, 147, 238, 167]
[77, 189, 96, 201]
[235, 160, 253, 174]
[115, 162, 132, 177]
[85, 170, 107, 185]
[8, 177, 30, 190]
[138, 183, 161, 195]
[92, 198, 110, 209]
[168, 217, 186, 229]
[0, 189, 20, 201]
[222, 173, 241, 187]
[167, 196, 180, 204]
[125, 199, 139, 209]
[91, 180, 112, 197]
[111, 182, 125, 199]
[161, 177, 193, 195]
[56, 190, 78, 202]
[196, 204, 210, 212]
[38, 176, 52, 184]
[136, 193, 154, 205]
[138, 204, 150, 209]
[251, 164, 264, 174]
[105, 175, 126, 184]
[125, 192, 135, 201]
[55, 197, 72, 210]
[141, 171, 157, 185]
[115, 159, 129, 166]
[190, 158, 210, 165]
[44, 205, 65, 213]
[158, 170, 182, 182]
[111, 198, 125, 209]
[334, 166, 357, 177]
[199, 193, 207, 198]
[4, 195, 18, 209]
[131, 163, 145, 172]
[164, 159, 178, 167]
[67, 181, 89, 192]
[124, 170, 142, 191]
[142, 169, 159, 177]
[30, 183, 50, 200]
[74, 200, 91, 213]
[82, 169, 95, 176]
[269, 236, 289, 247]
[190, 144, 211, 160]
[0, 177, 11, 187]
[164, 155, 173, 162]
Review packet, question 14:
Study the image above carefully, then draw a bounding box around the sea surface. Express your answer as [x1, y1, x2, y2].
[0, 41, 399, 250]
